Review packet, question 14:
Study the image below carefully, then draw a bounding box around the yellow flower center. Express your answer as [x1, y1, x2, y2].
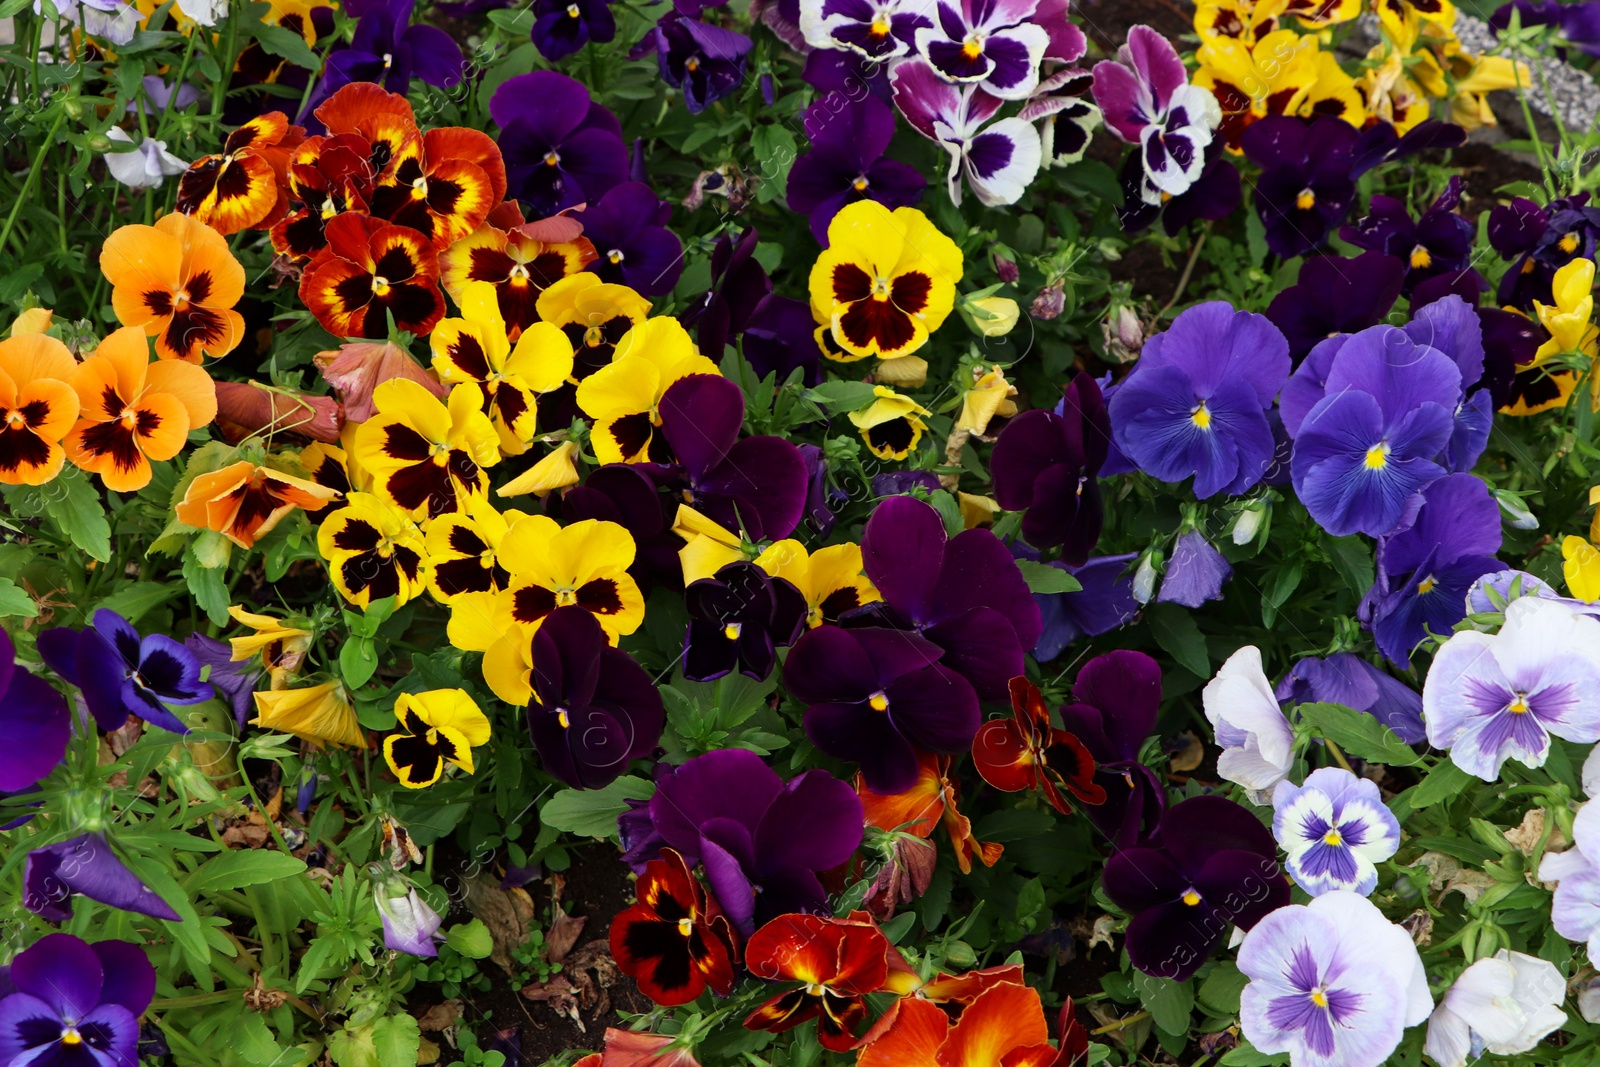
[5, 409, 23, 427]
[60, 1028, 83, 1047]
[372, 276, 392, 297]
[557, 707, 571, 728]
[805, 982, 828, 996]
[607, 249, 625, 264]
[678, 917, 694, 936]
[172, 288, 191, 310]
[869, 15, 890, 34]
[320, 198, 339, 219]
[119, 407, 139, 429]
[1310, 988, 1329, 1008]
[868, 691, 889, 712]
[1190, 403, 1212, 430]
[381, 52, 393, 68]
[685, 56, 700, 71]
[584, 324, 606, 347]
[1508, 693, 1531, 714]
[961, 37, 983, 59]
[852, 175, 869, 191]
[1295, 188, 1316, 211]
[724, 622, 742, 640]
[871, 274, 892, 300]
[1409, 245, 1431, 270]
[1323, 829, 1342, 846]
[1364, 442, 1390, 469]
[410, 175, 429, 199]
[544, 150, 561, 167]
[1416, 575, 1436, 595]
[1561, 233, 1580, 254]
[555, 588, 578, 607]
[1181, 889, 1201, 906]
[510, 263, 530, 281]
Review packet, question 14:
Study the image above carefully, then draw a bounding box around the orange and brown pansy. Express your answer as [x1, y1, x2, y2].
[314, 82, 423, 182]
[64, 326, 217, 492]
[100, 213, 247, 364]
[300, 213, 446, 339]
[0, 333, 80, 486]
[176, 459, 343, 548]
[368, 127, 508, 249]
[441, 221, 597, 340]
[856, 751, 1002, 876]
[270, 133, 378, 261]
[175, 112, 304, 235]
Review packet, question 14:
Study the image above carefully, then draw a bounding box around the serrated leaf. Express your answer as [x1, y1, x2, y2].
[1296, 701, 1420, 767]
[182, 552, 231, 625]
[1016, 559, 1081, 595]
[188, 850, 308, 893]
[1408, 758, 1473, 809]
[1133, 973, 1194, 1036]
[540, 776, 655, 839]
[803, 380, 880, 413]
[372, 1015, 420, 1067]
[445, 918, 493, 959]
[0, 577, 37, 618]
[42, 467, 112, 561]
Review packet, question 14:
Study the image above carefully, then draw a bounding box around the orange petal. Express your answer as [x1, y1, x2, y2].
[93, 327, 155, 402]
[145, 357, 218, 429]
[919, 963, 1026, 1005]
[857, 997, 947, 1067]
[858, 750, 944, 837]
[101, 223, 183, 330]
[0, 332, 75, 384]
[936, 982, 1050, 1067]
[131, 390, 192, 462]
[15, 377, 80, 443]
[424, 127, 507, 207]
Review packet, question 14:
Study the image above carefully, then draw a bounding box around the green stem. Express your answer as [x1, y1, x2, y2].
[0, 111, 65, 252]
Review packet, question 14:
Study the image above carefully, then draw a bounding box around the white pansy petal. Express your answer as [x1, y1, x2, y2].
[963, 118, 1041, 207]
[1423, 1004, 1474, 1067]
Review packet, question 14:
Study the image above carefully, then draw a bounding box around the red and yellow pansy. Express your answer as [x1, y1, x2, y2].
[176, 112, 304, 235]
[609, 848, 740, 1006]
[300, 213, 447, 339]
[742, 912, 890, 1052]
[857, 751, 1002, 875]
[972, 678, 1107, 816]
[441, 213, 597, 340]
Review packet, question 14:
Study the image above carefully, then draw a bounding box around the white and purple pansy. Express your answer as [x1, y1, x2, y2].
[1238, 891, 1433, 1067]
[1270, 767, 1400, 897]
[1423, 595, 1600, 782]
[800, 0, 932, 61]
[1090, 23, 1220, 202]
[1135, 86, 1220, 203]
[913, 0, 1050, 99]
[1019, 67, 1102, 167]
[891, 59, 1042, 206]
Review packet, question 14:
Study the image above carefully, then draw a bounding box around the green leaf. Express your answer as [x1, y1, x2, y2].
[182, 552, 231, 625]
[751, 125, 798, 203]
[188, 850, 308, 893]
[326, 1024, 379, 1067]
[803, 380, 880, 413]
[42, 467, 112, 562]
[1198, 962, 1248, 1015]
[446, 918, 494, 959]
[235, 1014, 290, 1066]
[252, 20, 321, 70]
[1146, 603, 1209, 678]
[1133, 973, 1194, 1036]
[1296, 702, 1420, 766]
[0, 577, 36, 618]
[1016, 559, 1081, 595]
[94, 580, 181, 624]
[540, 776, 655, 838]
[1220, 1043, 1289, 1067]
[340, 636, 379, 688]
[372, 1014, 421, 1067]
[1408, 759, 1473, 809]
[1325, 536, 1374, 596]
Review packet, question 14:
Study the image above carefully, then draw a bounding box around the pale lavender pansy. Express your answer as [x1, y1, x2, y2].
[1270, 768, 1399, 897]
[912, 0, 1050, 99]
[1238, 891, 1432, 1067]
[375, 878, 445, 957]
[891, 58, 1042, 206]
[103, 128, 187, 189]
[1423, 595, 1600, 781]
[1424, 950, 1567, 1067]
[1204, 645, 1294, 802]
[1156, 530, 1232, 608]
[1090, 25, 1219, 201]
[1538, 799, 1600, 960]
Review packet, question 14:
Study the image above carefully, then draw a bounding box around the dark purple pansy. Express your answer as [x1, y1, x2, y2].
[680, 228, 771, 358]
[787, 92, 927, 245]
[526, 606, 665, 789]
[619, 763, 676, 873]
[785, 625, 981, 794]
[24, 832, 182, 922]
[797, 443, 846, 537]
[1361, 473, 1503, 668]
[1156, 530, 1233, 608]
[855, 496, 1043, 700]
[1102, 794, 1290, 980]
[1242, 115, 1360, 259]
[0, 933, 154, 1067]
[1478, 305, 1542, 408]
[492, 71, 629, 220]
[1275, 652, 1425, 745]
[1108, 301, 1290, 499]
[682, 562, 808, 682]
[0, 627, 71, 793]
[184, 633, 262, 728]
[1117, 145, 1241, 237]
[562, 464, 681, 591]
[656, 375, 808, 542]
[802, 48, 892, 101]
[1030, 552, 1139, 662]
[646, 748, 863, 935]
[744, 297, 825, 388]
[1340, 176, 1482, 297]
[873, 470, 942, 497]
[573, 180, 685, 297]
[531, 0, 616, 60]
[1057, 650, 1166, 848]
[1264, 252, 1405, 364]
[639, 14, 752, 114]
[38, 609, 208, 735]
[303, 0, 464, 120]
[991, 373, 1110, 561]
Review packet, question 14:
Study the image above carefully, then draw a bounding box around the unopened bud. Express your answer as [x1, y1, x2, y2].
[992, 251, 1019, 284]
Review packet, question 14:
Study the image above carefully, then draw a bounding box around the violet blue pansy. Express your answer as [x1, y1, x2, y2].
[24, 832, 182, 923]
[492, 71, 629, 220]
[787, 93, 927, 245]
[1275, 653, 1425, 745]
[38, 609, 208, 735]
[1270, 767, 1400, 897]
[0, 933, 155, 1067]
[0, 626, 71, 793]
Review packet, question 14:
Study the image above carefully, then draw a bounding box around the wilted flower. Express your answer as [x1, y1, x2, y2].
[1204, 645, 1293, 801]
[213, 381, 343, 443]
[315, 338, 448, 424]
[1425, 950, 1567, 1067]
[252, 680, 367, 748]
[374, 876, 445, 957]
[856, 751, 1001, 875]
[1157, 530, 1233, 608]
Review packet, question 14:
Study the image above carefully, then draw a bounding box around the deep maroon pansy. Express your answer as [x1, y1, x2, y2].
[787, 92, 927, 245]
[1102, 795, 1290, 980]
[1056, 650, 1166, 848]
[531, 0, 616, 61]
[680, 228, 771, 358]
[1241, 116, 1360, 259]
[784, 625, 981, 794]
[683, 562, 808, 682]
[744, 296, 825, 388]
[990, 373, 1109, 561]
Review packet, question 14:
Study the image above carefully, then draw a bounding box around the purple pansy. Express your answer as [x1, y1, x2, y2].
[744, 297, 825, 387]
[0, 627, 71, 793]
[796, 443, 845, 535]
[0, 934, 154, 1067]
[184, 633, 262, 728]
[1424, 596, 1600, 781]
[1362, 473, 1503, 668]
[1404, 295, 1495, 472]
[682, 562, 808, 682]
[990, 373, 1110, 561]
[492, 71, 629, 220]
[530, 0, 616, 61]
[855, 495, 1043, 700]
[24, 832, 182, 922]
[1275, 653, 1425, 745]
[680, 228, 770, 358]
[1101, 794, 1290, 980]
[646, 748, 863, 935]
[1031, 553, 1139, 662]
[1108, 301, 1290, 499]
[640, 14, 752, 114]
[527, 607, 665, 789]
[1117, 145, 1240, 236]
[1156, 530, 1234, 608]
[1288, 324, 1460, 538]
[787, 92, 927, 245]
[802, 48, 894, 101]
[1340, 177, 1482, 297]
[1271, 768, 1401, 897]
[1242, 116, 1361, 259]
[1092, 26, 1220, 202]
[574, 181, 685, 297]
[891, 59, 1042, 207]
[1264, 252, 1405, 364]
[873, 470, 941, 497]
[1019, 67, 1102, 169]
[304, 0, 464, 119]
[785, 625, 981, 794]
[913, 0, 1051, 99]
[1238, 892, 1433, 1067]
[1056, 650, 1166, 848]
[562, 464, 681, 592]
[800, 0, 929, 61]
[39, 609, 208, 735]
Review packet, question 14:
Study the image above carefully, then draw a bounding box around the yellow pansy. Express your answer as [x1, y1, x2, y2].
[500, 514, 644, 642]
[252, 681, 366, 748]
[1297, 51, 1366, 126]
[673, 504, 748, 584]
[1194, 30, 1320, 148]
[809, 202, 963, 362]
[959, 492, 1001, 529]
[354, 379, 502, 520]
[1357, 46, 1432, 134]
[430, 280, 575, 456]
[318, 491, 432, 610]
[849, 385, 931, 461]
[754, 539, 880, 628]
[574, 316, 720, 464]
[383, 689, 492, 788]
[9, 307, 53, 336]
[1195, 0, 1288, 45]
[1534, 259, 1598, 362]
[226, 606, 312, 681]
[498, 439, 582, 498]
[1281, 0, 1359, 28]
[1374, 0, 1456, 50]
[445, 589, 529, 705]
[535, 273, 653, 378]
[876, 354, 930, 387]
[424, 495, 525, 601]
[1564, 536, 1600, 603]
[956, 365, 1018, 435]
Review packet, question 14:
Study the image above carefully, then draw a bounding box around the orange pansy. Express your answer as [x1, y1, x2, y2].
[857, 982, 1059, 1067]
[369, 126, 508, 249]
[0, 333, 80, 485]
[299, 213, 446, 339]
[857, 752, 1002, 875]
[99, 212, 246, 364]
[175, 112, 304, 235]
[442, 219, 597, 340]
[176, 460, 343, 547]
[314, 82, 422, 182]
[743, 912, 890, 1053]
[64, 327, 217, 492]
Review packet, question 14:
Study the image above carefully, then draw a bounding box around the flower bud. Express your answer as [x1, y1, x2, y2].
[968, 296, 1020, 337]
[992, 251, 1019, 284]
